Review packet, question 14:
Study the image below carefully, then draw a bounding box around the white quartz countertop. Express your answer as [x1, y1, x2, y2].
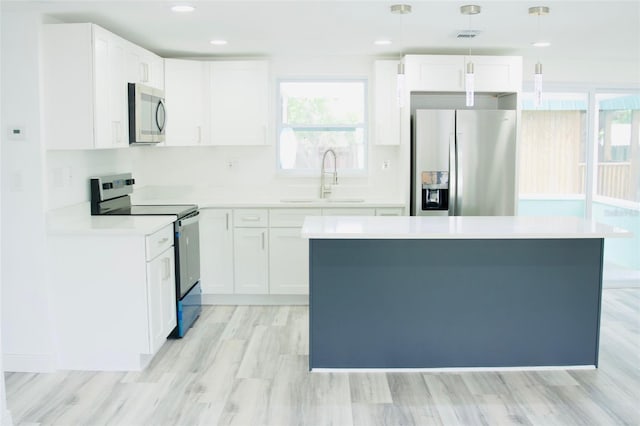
[48, 211, 176, 236]
[301, 216, 631, 239]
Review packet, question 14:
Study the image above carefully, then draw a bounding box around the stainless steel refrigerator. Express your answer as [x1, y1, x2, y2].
[411, 109, 517, 216]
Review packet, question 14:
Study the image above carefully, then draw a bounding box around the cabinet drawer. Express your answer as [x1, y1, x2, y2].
[233, 209, 268, 227]
[270, 208, 322, 227]
[146, 224, 174, 260]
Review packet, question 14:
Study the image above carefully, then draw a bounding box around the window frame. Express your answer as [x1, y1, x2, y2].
[275, 77, 369, 177]
[519, 82, 640, 215]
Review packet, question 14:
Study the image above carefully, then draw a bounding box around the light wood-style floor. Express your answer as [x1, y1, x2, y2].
[6, 288, 640, 426]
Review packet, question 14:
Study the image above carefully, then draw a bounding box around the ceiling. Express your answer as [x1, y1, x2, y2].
[4, 0, 640, 64]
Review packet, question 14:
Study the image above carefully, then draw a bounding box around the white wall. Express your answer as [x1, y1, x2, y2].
[0, 4, 12, 424]
[133, 55, 403, 201]
[1, 10, 54, 374]
[523, 55, 640, 87]
[46, 149, 134, 210]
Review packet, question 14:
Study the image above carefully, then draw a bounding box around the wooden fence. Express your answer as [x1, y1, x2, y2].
[520, 111, 638, 202]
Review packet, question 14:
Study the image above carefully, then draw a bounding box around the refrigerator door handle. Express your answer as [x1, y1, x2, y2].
[449, 133, 457, 216]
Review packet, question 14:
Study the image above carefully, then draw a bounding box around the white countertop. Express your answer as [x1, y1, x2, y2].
[47, 204, 176, 236]
[301, 216, 631, 239]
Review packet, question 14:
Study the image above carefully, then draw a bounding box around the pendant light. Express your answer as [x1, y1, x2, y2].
[460, 5, 481, 107]
[391, 4, 411, 107]
[529, 6, 550, 107]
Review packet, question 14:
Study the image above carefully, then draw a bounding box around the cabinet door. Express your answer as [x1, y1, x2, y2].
[126, 45, 164, 90]
[165, 59, 209, 146]
[233, 228, 269, 294]
[269, 228, 309, 295]
[474, 56, 523, 92]
[146, 247, 176, 354]
[210, 61, 268, 146]
[109, 39, 127, 148]
[404, 55, 464, 92]
[200, 209, 234, 294]
[374, 60, 401, 146]
[93, 27, 112, 149]
[42, 23, 95, 150]
[94, 26, 127, 149]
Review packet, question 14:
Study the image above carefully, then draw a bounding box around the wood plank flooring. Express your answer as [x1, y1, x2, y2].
[6, 288, 640, 425]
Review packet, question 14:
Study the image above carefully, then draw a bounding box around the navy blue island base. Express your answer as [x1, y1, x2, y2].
[309, 238, 604, 370]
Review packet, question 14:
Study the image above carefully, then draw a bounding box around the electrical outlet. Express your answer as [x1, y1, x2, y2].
[226, 159, 239, 169]
[382, 160, 390, 170]
[7, 126, 25, 141]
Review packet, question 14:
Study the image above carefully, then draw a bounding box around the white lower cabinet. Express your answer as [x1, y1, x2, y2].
[199, 209, 234, 294]
[200, 206, 403, 299]
[48, 223, 176, 371]
[233, 209, 269, 294]
[147, 247, 177, 354]
[233, 227, 269, 294]
[268, 208, 321, 295]
[269, 228, 308, 294]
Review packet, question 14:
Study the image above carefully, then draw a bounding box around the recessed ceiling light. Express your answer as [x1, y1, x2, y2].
[374, 39, 393, 46]
[210, 39, 228, 46]
[532, 41, 551, 47]
[171, 5, 195, 13]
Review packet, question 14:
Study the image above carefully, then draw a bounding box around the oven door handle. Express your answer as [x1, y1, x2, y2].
[178, 211, 200, 227]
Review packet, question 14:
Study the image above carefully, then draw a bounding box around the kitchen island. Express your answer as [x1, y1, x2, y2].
[301, 216, 630, 371]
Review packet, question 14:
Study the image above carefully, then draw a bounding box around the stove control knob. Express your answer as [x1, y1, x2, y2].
[102, 183, 113, 190]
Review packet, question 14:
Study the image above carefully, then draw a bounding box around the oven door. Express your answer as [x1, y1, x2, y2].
[128, 83, 166, 144]
[176, 211, 200, 299]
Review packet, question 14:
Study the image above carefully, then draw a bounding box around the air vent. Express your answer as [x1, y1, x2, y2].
[456, 30, 481, 39]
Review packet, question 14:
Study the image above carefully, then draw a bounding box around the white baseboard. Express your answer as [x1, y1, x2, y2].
[3, 353, 56, 373]
[202, 294, 308, 305]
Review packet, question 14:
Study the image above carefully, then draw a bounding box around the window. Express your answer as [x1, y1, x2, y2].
[595, 93, 640, 203]
[518, 92, 588, 217]
[277, 80, 367, 174]
[518, 89, 640, 273]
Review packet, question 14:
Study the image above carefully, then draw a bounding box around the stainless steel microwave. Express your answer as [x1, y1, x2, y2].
[128, 83, 166, 144]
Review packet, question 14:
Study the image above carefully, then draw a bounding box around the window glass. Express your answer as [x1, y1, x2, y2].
[518, 92, 588, 217]
[277, 80, 366, 173]
[595, 94, 640, 203]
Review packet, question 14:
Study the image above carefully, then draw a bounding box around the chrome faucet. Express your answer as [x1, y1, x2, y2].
[320, 148, 338, 198]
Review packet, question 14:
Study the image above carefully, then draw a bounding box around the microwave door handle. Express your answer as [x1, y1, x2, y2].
[156, 99, 166, 133]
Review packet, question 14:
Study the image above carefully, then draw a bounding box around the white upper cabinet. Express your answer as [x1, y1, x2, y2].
[373, 60, 401, 146]
[42, 23, 162, 150]
[164, 59, 210, 146]
[471, 55, 522, 93]
[43, 24, 128, 150]
[209, 60, 269, 146]
[125, 43, 164, 90]
[404, 54, 522, 93]
[405, 55, 465, 92]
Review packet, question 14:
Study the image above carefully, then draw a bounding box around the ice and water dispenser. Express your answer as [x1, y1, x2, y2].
[421, 171, 449, 211]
